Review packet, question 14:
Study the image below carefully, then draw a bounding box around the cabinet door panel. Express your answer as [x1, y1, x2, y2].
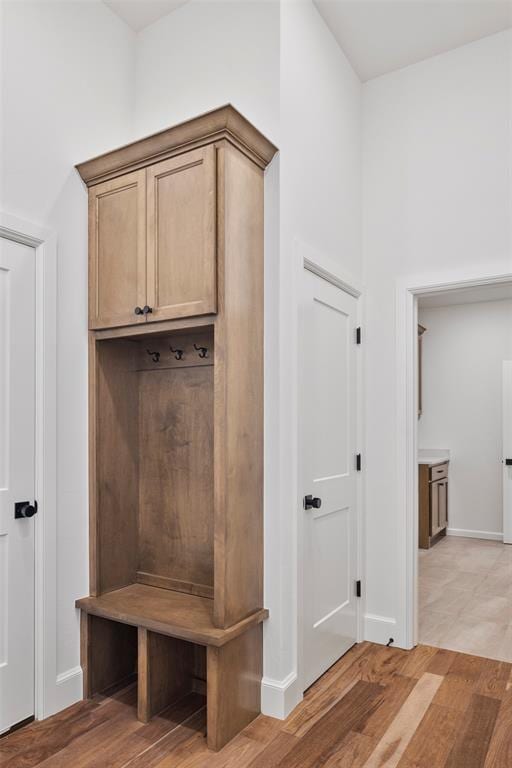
[89, 171, 146, 329]
[146, 146, 216, 321]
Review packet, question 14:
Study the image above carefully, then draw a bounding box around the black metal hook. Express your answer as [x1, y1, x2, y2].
[193, 343, 208, 359]
[146, 349, 160, 363]
[170, 346, 184, 361]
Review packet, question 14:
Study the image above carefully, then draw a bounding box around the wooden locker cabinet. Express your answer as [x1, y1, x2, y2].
[89, 170, 147, 329]
[88, 147, 217, 330]
[147, 146, 217, 322]
[76, 106, 277, 751]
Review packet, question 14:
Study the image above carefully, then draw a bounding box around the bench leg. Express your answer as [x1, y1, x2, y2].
[206, 624, 262, 751]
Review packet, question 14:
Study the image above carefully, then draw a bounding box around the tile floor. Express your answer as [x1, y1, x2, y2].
[419, 535, 512, 661]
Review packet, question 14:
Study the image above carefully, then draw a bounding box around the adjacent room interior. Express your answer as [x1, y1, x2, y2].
[417, 283, 512, 660]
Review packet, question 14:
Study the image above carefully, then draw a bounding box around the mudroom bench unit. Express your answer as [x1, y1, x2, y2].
[75, 106, 277, 751]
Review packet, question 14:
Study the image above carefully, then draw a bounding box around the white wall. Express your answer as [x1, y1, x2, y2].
[277, 0, 361, 716]
[419, 300, 512, 538]
[0, 0, 135, 713]
[363, 30, 512, 645]
[134, 0, 279, 143]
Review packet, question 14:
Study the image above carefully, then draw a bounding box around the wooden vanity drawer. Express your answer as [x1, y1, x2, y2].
[429, 463, 448, 482]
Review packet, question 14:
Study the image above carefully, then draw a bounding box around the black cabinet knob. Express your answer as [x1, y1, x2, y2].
[134, 306, 144, 315]
[15, 501, 38, 519]
[304, 495, 322, 510]
[142, 305, 153, 315]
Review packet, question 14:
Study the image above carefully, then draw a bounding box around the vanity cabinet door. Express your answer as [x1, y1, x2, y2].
[438, 481, 448, 530]
[430, 482, 441, 536]
[89, 170, 147, 330]
[146, 146, 217, 322]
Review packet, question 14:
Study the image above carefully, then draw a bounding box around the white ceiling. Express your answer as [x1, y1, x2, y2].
[104, 0, 189, 32]
[418, 282, 512, 309]
[314, 0, 512, 81]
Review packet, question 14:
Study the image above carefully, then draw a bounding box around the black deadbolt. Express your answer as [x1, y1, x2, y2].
[15, 501, 38, 519]
[304, 495, 322, 510]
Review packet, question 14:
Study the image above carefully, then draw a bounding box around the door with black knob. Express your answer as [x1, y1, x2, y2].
[300, 269, 359, 691]
[88, 170, 147, 329]
[0, 236, 36, 732]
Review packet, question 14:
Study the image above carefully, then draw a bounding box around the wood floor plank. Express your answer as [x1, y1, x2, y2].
[359, 647, 410, 685]
[475, 658, 511, 701]
[398, 646, 439, 680]
[357, 674, 416, 739]
[277, 681, 384, 768]
[323, 731, 377, 768]
[425, 647, 458, 677]
[283, 646, 379, 737]
[444, 694, 500, 768]
[483, 685, 512, 768]
[361, 673, 444, 768]
[397, 703, 463, 768]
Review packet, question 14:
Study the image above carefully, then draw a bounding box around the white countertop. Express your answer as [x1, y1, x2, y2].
[418, 449, 450, 465]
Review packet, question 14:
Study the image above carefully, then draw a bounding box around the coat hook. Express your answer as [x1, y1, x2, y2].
[170, 346, 184, 360]
[194, 343, 208, 359]
[146, 349, 160, 363]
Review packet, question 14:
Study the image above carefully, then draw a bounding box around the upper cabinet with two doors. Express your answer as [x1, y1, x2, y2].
[82, 106, 276, 330]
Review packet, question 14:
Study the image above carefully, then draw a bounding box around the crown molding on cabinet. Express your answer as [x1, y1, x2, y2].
[76, 104, 278, 186]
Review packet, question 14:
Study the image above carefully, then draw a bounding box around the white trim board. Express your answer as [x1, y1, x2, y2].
[447, 528, 503, 542]
[0, 213, 71, 720]
[261, 671, 300, 721]
[397, 267, 512, 651]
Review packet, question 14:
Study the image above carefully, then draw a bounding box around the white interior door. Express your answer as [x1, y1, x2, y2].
[503, 361, 512, 545]
[301, 269, 358, 691]
[0, 237, 36, 733]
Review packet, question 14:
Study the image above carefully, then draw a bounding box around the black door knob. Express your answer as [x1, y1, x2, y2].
[142, 305, 153, 315]
[15, 501, 38, 519]
[304, 495, 322, 510]
[134, 306, 144, 315]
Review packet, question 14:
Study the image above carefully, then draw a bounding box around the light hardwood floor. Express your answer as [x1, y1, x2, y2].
[2, 642, 512, 767]
[419, 536, 512, 661]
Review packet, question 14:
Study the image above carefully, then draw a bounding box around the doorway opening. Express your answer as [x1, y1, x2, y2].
[400, 272, 512, 660]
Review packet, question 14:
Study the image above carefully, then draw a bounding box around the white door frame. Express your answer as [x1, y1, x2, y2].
[297, 240, 364, 695]
[0, 212, 57, 720]
[397, 266, 512, 649]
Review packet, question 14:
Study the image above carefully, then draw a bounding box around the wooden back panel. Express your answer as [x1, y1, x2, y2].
[94, 339, 139, 594]
[137, 364, 214, 597]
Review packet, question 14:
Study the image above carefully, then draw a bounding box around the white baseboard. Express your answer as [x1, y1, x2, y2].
[49, 666, 83, 716]
[447, 528, 503, 542]
[364, 613, 397, 646]
[261, 670, 302, 720]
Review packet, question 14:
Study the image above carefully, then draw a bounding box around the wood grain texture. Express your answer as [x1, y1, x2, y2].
[138, 365, 214, 596]
[75, 583, 268, 647]
[76, 104, 278, 185]
[138, 629, 195, 723]
[213, 143, 264, 629]
[4, 644, 512, 767]
[80, 614, 137, 698]
[88, 170, 146, 330]
[146, 146, 217, 322]
[94, 339, 139, 595]
[207, 623, 263, 751]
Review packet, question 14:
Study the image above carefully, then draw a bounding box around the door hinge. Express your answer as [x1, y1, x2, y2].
[356, 327, 362, 345]
[355, 580, 362, 598]
[356, 453, 362, 472]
